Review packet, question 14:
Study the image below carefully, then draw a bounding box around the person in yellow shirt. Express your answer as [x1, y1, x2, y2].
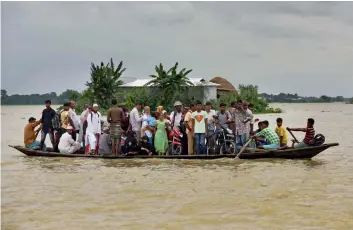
[24, 117, 43, 150]
[275, 118, 288, 147]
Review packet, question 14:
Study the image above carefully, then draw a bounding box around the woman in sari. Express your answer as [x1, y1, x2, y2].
[154, 113, 169, 155]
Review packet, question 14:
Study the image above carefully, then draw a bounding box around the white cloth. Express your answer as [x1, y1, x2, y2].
[69, 108, 80, 130]
[170, 111, 182, 128]
[86, 133, 99, 151]
[80, 109, 90, 126]
[85, 112, 101, 150]
[58, 132, 81, 154]
[86, 112, 101, 134]
[245, 109, 254, 133]
[247, 109, 254, 124]
[141, 114, 153, 138]
[206, 109, 216, 130]
[129, 107, 142, 132]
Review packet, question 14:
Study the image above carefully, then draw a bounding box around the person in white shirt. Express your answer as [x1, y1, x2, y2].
[205, 102, 216, 149]
[58, 125, 81, 154]
[68, 101, 80, 141]
[129, 102, 143, 142]
[85, 104, 102, 155]
[78, 104, 91, 145]
[170, 101, 183, 128]
[242, 101, 255, 141]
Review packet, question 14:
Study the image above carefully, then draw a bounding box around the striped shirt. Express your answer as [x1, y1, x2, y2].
[303, 127, 315, 144]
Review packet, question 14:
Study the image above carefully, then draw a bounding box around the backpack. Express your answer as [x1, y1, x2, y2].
[309, 134, 325, 146]
[52, 112, 62, 131]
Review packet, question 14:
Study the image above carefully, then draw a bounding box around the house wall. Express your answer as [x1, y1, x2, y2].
[118, 86, 218, 104]
[204, 86, 218, 103]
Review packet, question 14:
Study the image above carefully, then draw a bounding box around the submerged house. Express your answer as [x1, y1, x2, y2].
[119, 78, 220, 104]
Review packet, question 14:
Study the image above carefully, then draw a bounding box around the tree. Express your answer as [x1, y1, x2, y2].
[86, 58, 126, 109]
[145, 62, 193, 106]
[58, 89, 81, 102]
[1, 89, 8, 98]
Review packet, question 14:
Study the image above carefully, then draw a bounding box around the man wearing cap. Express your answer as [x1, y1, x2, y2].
[170, 101, 183, 129]
[58, 125, 81, 154]
[129, 102, 143, 143]
[40, 100, 56, 151]
[85, 104, 101, 154]
[98, 126, 112, 155]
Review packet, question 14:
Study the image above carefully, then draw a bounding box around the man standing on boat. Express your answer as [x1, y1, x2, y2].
[85, 104, 101, 154]
[40, 100, 56, 151]
[184, 103, 196, 155]
[68, 100, 80, 141]
[205, 101, 216, 150]
[231, 100, 248, 151]
[107, 98, 125, 155]
[129, 102, 143, 143]
[191, 100, 208, 155]
[170, 101, 183, 129]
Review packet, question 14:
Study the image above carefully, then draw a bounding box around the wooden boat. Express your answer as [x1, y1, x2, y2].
[9, 143, 339, 160]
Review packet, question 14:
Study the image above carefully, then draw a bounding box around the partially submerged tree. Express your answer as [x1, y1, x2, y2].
[145, 62, 193, 106]
[85, 58, 126, 109]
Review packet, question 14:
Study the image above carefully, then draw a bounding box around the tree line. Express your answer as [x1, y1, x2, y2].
[1, 89, 81, 105]
[260, 93, 352, 103]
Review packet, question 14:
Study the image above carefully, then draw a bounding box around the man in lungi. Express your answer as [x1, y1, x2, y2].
[107, 98, 125, 155]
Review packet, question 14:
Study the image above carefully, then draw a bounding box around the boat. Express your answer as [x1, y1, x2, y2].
[8, 143, 339, 160]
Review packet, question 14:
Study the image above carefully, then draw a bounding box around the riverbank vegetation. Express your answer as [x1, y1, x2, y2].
[261, 93, 351, 103]
[2, 58, 286, 114]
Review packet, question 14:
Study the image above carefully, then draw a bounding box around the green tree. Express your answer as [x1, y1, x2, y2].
[58, 89, 81, 102]
[1, 89, 8, 98]
[86, 58, 126, 109]
[145, 62, 193, 106]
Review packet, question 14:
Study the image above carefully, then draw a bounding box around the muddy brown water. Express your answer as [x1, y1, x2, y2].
[1, 103, 353, 230]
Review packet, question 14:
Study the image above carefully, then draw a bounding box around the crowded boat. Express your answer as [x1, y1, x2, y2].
[23, 98, 325, 156]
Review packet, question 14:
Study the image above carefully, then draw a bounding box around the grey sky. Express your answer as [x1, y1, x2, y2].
[1, 2, 353, 97]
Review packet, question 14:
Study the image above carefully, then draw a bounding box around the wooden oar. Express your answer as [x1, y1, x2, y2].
[235, 138, 252, 159]
[286, 127, 299, 143]
[35, 127, 42, 139]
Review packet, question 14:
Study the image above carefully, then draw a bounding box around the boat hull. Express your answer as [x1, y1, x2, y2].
[8, 143, 339, 160]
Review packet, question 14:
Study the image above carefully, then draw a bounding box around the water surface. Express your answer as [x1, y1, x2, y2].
[1, 103, 353, 230]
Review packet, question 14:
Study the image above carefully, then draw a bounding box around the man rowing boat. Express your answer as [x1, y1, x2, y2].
[288, 118, 315, 149]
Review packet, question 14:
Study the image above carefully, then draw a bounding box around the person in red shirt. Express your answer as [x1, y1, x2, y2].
[287, 118, 315, 149]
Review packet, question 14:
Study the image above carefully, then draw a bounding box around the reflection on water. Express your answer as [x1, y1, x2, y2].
[2, 104, 353, 229]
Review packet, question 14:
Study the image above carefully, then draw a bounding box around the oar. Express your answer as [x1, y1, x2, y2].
[35, 127, 42, 139]
[286, 127, 299, 143]
[235, 138, 252, 159]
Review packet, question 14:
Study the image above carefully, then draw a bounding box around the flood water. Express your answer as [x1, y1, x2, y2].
[1, 103, 353, 230]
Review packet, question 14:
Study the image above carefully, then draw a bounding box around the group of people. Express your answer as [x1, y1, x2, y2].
[24, 98, 317, 156]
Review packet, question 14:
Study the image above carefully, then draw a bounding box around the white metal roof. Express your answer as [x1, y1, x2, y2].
[120, 78, 220, 87]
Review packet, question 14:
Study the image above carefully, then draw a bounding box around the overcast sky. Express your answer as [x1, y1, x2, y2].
[1, 2, 353, 97]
